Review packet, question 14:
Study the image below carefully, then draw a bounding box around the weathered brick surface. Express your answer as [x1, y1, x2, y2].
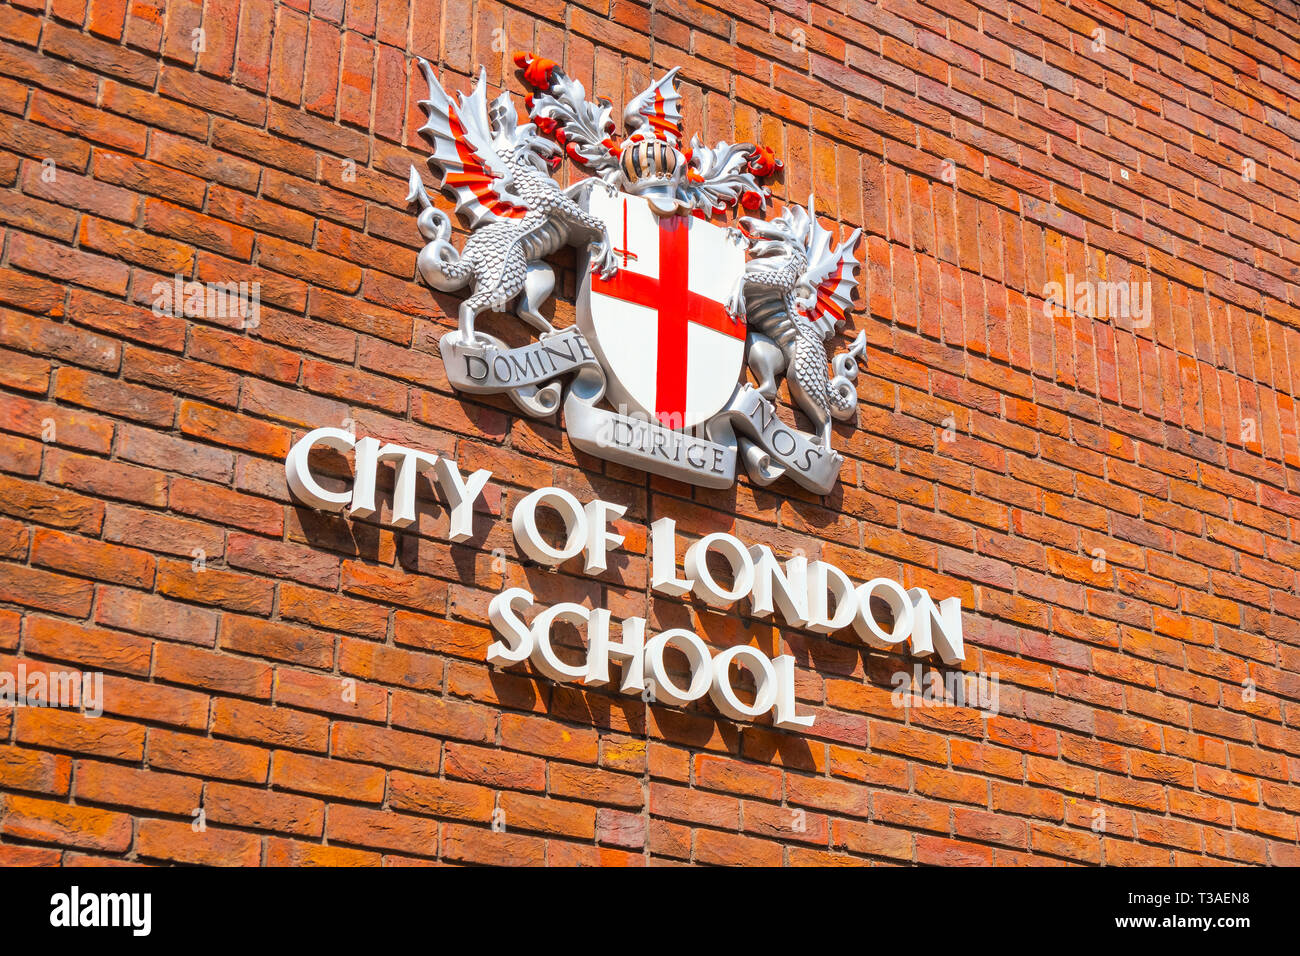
[0, 0, 1298, 867]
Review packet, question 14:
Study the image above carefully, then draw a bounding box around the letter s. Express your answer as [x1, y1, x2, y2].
[487, 588, 535, 664]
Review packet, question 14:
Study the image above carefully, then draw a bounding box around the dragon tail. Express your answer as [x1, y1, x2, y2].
[407, 166, 473, 291]
[827, 329, 866, 421]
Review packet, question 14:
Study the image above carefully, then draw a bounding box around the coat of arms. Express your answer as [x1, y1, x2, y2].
[406, 54, 867, 494]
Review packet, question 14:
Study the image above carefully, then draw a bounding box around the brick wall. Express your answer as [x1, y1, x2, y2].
[1, 0, 1298, 867]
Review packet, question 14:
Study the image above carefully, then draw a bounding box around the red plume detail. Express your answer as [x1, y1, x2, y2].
[746, 145, 782, 178]
[514, 52, 558, 90]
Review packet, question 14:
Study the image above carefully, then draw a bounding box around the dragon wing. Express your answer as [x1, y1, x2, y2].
[624, 68, 683, 144]
[801, 199, 862, 337]
[416, 59, 529, 229]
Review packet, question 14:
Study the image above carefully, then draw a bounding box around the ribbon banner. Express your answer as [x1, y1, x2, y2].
[562, 361, 740, 489]
[438, 325, 840, 494]
[722, 385, 844, 495]
[438, 325, 599, 417]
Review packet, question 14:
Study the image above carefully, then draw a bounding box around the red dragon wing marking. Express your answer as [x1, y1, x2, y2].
[624, 68, 683, 145]
[803, 205, 862, 338]
[417, 61, 529, 228]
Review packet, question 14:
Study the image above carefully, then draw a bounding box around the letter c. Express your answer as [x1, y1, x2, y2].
[285, 427, 356, 511]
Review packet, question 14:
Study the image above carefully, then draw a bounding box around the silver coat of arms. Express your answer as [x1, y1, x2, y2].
[407, 53, 867, 495]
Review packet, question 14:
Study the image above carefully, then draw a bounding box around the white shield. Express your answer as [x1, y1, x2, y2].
[577, 189, 747, 430]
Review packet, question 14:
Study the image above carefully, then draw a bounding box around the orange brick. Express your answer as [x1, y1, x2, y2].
[0, 745, 73, 795]
[265, 837, 381, 867]
[147, 729, 270, 784]
[136, 817, 260, 865]
[326, 805, 439, 857]
[206, 781, 325, 838]
[74, 760, 201, 816]
[1, 793, 132, 852]
[441, 822, 545, 866]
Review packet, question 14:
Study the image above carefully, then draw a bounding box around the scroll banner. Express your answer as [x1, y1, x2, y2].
[439, 326, 842, 494]
[723, 385, 844, 495]
[563, 361, 740, 489]
[438, 326, 598, 417]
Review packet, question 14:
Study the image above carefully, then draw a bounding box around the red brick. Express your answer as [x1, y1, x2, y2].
[441, 822, 545, 866]
[136, 817, 261, 865]
[444, 742, 546, 792]
[695, 828, 782, 866]
[274, 666, 387, 721]
[0, 746, 73, 795]
[499, 791, 597, 840]
[265, 837, 380, 866]
[147, 729, 270, 784]
[23, 616, 152, 676]
[326, 804, 438, 857]
[206, 781, 324, 838]
[1, 793, 132, 852]
[271, 750, 385, 802]
[0, 562, 94, 616]
[211, 697, 329, 752]
[155, 642, 273, 698]
[74, 760, 202, 816]
[219, 616, 334, 669]
[155, 559, 275, 614]
[31, 528, 154, 589]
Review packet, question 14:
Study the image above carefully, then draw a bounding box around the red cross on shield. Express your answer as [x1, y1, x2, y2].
[578, 190, 747, 430]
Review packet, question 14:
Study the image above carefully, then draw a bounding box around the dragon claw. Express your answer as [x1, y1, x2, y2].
[588, 240, 619, 279]
[726, 293, 746, 320]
